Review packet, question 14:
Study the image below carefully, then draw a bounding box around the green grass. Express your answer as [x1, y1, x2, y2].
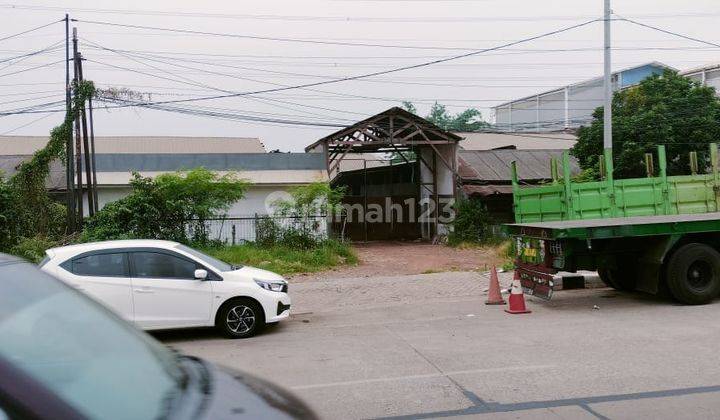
[201, 240, 358, 276]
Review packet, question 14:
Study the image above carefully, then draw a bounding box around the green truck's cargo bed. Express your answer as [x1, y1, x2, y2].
[511, 144, 720, 224]
[506, 212, 720, 240]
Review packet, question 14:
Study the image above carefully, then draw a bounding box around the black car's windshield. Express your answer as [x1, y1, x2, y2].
[0, 259, 188, 420]
[175, 244, 238, 272]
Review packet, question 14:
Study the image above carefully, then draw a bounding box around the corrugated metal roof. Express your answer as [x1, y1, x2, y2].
[88, 153, 325, 172]
[462, 184, 514, 197]
[456, 132, 576, 151]
[459, 149, 580, 182]
[91, 170, 327, 186]
[0, 153, 327, 189]
[0, 136, 266, 155]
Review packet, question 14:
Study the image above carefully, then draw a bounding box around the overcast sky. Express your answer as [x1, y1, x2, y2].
[1, 0, 719, 151]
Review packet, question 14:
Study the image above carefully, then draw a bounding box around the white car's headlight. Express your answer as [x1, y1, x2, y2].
[254, 279, 287, 293]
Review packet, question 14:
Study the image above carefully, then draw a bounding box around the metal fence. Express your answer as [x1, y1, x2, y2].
[190, 215, 328, 245]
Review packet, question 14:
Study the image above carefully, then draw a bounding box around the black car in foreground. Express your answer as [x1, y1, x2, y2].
[0, 253, 316, 420]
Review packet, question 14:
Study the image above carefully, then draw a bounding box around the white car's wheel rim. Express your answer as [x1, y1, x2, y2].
[226, 305, 255, 334]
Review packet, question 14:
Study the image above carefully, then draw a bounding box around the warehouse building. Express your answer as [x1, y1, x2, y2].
[0, 136, 327, 243]
[682, 63, 720, 92]
[492, 62, 672, 132]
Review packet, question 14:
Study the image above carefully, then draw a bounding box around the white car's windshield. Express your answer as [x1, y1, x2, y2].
[0, 259, 188, 420]
[175, 244, 238, 272]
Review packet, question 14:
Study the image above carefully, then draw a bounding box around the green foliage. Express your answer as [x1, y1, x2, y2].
[572, 167, 601, 183]
[0, 175, 15, 247]
[447, 197, 497, 245]
[402, 101, 489, 132]
[82, 168, 248, 244]
[255, 216, 283, 248]
[268, 182, 346, 249]
[0, 80, 95, 255]
[571, 70, 720, 179]
[9, 236, 61, 263]
[201, 240, 357, 276]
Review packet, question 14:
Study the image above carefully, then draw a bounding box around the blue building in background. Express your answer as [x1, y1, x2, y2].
[492, 62, 672, 132]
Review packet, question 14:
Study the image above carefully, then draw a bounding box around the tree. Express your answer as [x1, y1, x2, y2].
[82, 168, 248, 244]
[571, 69, 720, 179]
[402, 101, 489, 132]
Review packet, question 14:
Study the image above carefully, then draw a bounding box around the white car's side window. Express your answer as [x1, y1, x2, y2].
[67, 253, 128, 277]
[131, 252, 198, 280]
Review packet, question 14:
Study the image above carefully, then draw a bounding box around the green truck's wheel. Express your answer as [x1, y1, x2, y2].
[598, 265, 636, 291]
[666, 243, 720, 305]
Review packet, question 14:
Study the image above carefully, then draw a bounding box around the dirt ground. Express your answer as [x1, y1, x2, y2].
[292, 241, 506, 281]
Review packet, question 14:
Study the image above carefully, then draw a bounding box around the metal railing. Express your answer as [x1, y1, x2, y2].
[189, 215, 328, 245]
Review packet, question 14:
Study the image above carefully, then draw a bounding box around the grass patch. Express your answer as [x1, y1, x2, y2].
[201, 240, 358, 276]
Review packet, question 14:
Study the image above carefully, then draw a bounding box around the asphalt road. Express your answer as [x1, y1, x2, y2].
[155, 271, 720, 419]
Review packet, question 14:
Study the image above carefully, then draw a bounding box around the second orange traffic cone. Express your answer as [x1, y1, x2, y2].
[505, 271, 531, 314]
[485, 266, 505, 305]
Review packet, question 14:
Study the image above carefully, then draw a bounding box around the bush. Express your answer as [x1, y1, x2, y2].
[9, 236, 60, 263]
[269, 182, 345, 249]
[82, 168, 248, 244]
[255, 216, 282, 247]
[448, 197, 497, 245]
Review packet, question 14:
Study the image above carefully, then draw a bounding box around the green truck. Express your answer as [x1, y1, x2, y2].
[504, 143, 720, 305]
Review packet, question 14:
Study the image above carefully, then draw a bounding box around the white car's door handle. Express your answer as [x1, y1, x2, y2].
[133, 288, 154, 294]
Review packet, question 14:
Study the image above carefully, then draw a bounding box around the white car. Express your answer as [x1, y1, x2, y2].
[40, 239, 291, 338]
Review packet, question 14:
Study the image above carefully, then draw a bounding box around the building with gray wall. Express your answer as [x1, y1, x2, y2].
[492, 62, 672, 132]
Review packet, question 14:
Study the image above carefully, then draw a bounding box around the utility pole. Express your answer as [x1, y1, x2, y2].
[88, 95, 99, 213]
[603, 0, 616, 215]
[72, 27, 84, 226]
[65, 14, 76, 232]
[77, 52, 95, 217]
[603, 0, 612, 152]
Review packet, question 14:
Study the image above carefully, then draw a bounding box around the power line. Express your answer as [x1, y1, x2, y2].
[73, 17, 606, 51]
[616, 15, 720, 49]
[0, 59, 64, 78]
[0, 41, 63, 65]
[74, 18, 479, 51]
[0, 18, 62, 43]
[0, 100, 65, 116]
[71, 45, 720, 63]
[96, 96, 349, 128]
[0, 112, 54, 135]
[74, 17, 601, 109]
[8, 4, 720, 22]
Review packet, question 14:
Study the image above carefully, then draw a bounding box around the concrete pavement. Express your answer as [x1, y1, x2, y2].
[156, 271, 720, 419]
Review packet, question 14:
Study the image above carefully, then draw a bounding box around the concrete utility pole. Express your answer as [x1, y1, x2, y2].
[72, 27, 84, 226]
[603, 0, 612, 151]
[65, 14, 75, 232]
[603, 0, 616, 216]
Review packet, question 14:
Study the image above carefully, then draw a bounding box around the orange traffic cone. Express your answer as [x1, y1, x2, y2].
[505, 271, 531, 314]
[485, 266, 505, 305]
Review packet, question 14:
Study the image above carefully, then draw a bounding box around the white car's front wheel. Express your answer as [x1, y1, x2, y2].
[218, 298, 265, 338]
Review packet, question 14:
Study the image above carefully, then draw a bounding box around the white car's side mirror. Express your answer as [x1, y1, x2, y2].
[194, 269, 208, 280]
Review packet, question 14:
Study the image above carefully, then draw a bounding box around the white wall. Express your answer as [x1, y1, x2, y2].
[86, 184, 324, 244]
[88, 185, 298, 217]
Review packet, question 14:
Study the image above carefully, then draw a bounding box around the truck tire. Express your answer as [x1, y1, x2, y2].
[665, 243, 720, 305]
[598, 264, 636, 291]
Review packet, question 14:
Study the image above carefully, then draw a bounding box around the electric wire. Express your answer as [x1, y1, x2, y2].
[0, 18, 62, 43]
